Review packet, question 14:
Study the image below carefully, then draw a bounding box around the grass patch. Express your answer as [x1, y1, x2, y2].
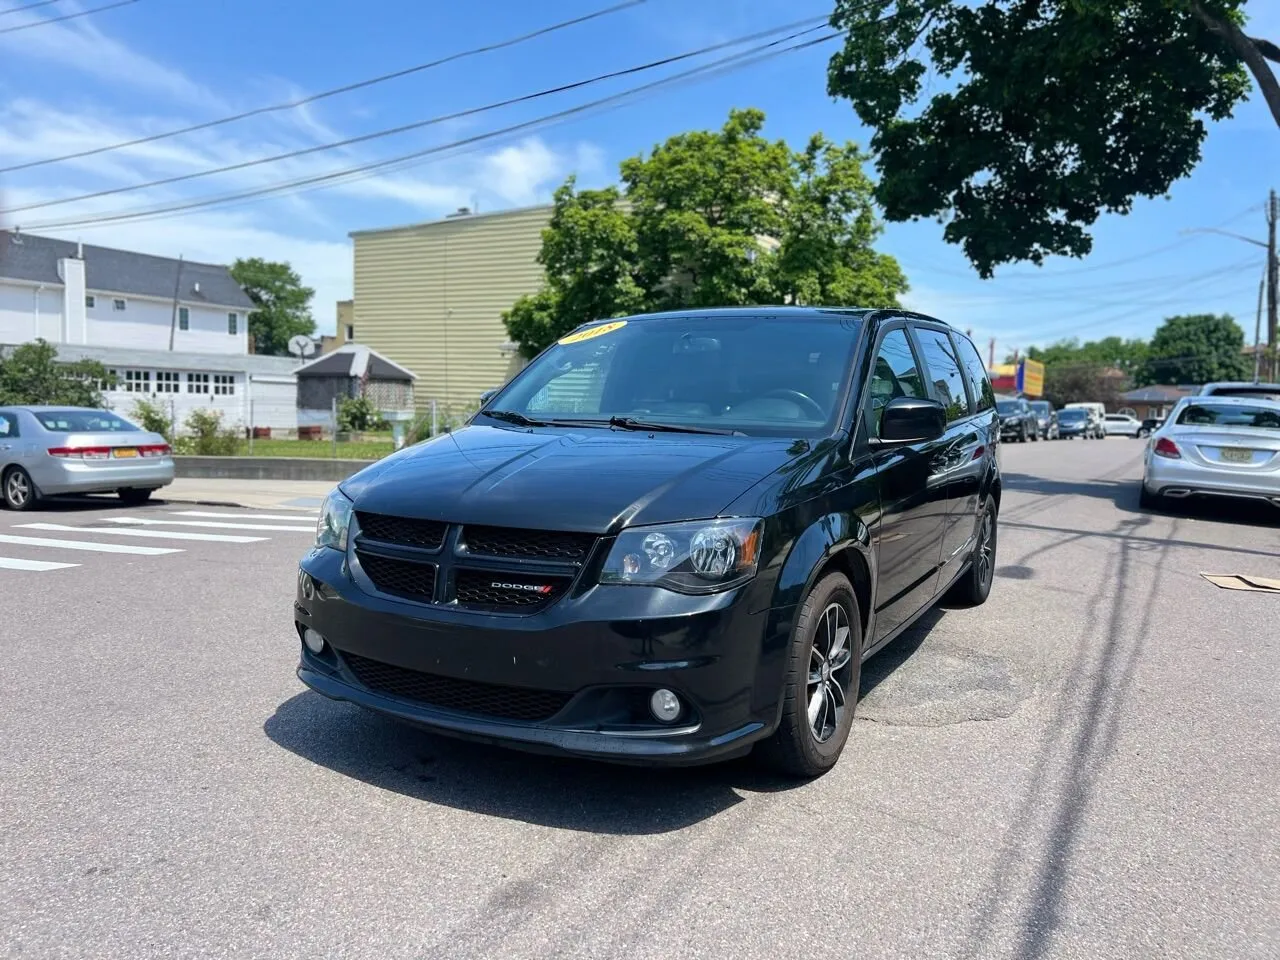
[192, 437, 397, 460]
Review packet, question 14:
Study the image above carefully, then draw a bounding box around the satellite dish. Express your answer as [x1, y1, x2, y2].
[288, 334, 316, 358]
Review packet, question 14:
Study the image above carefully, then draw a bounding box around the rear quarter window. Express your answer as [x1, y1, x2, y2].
[952, 335, 995, 413]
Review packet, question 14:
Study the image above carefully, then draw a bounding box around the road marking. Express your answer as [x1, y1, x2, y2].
[17, 523, 268, 544]
[0, 534, 181, 556]
[171, 510, 318, 522]
[0, 557, 80, 571]
[106, 518, 314, 532]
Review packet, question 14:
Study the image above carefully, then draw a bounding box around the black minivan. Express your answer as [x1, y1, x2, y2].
[295, 308, 1001, 777]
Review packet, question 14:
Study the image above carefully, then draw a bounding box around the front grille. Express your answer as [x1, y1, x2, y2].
[454, 570, 569, 611]
[356, 512, 446, 550]
[357, 552, 437, 602]
[461, 525, 596, 563]
[341, 652, 572, 722]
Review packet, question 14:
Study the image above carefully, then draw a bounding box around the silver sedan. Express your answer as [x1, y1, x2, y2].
[1140, 396, 1280, 510]
[0, 406, 174, 511]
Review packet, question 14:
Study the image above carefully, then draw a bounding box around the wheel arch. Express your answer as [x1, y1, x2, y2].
[771, 511, 876, 641]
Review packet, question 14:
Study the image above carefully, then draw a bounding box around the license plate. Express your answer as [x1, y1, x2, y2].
[113, 447, 138, 458]
[1220, 447, 1252, 463]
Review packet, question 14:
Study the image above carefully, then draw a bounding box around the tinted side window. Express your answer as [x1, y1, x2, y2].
[915, 328, 970, 422]
[953, 334, 995, 413]
[865, 327, 925, 437]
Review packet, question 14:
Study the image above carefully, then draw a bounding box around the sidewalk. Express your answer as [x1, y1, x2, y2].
[159, 477, 337, 511]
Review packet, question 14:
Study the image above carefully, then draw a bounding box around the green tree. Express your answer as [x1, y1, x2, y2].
[0, 339, 110, 406]
[1016, 336, 1150, 376]
[826, 1, 1276, 277]
[503, 109, 907, 357]
[230, 257, 316, 356]
[1138, 313, 1251, 384]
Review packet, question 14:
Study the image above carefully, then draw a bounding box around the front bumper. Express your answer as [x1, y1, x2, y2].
[1145, 455, 1280, 505]
[37, 457, 174, 495]
[293, 546, 792, 766]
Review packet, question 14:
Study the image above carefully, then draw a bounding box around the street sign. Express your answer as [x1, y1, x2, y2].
[1016, 358, 1045, 397]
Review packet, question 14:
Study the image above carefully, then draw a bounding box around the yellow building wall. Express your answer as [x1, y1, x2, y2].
[351, 206, 551, 419]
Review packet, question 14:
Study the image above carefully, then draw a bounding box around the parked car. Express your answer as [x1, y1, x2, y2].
[1063, 401, 1107, 438]
[1103, 413, 1143, 437]
[996, 397, 1038, 442]
[294, 307, 1002, 777]
[0, 406, 174, 511]
[1138, 417, 1164, 437]
[1029, 400, 1058, 439]
[1140, 396, 1280, 510]
[1056, 407, 1092, 439]
[1199, 381, 1280, 403]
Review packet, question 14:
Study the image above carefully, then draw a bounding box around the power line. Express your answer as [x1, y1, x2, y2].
[0, 0, 64, 19]
[0, 0, 648, 174]
[16, 28, 843, 230]
[2, 16, 832, 216]
[0, 0, 138, 35]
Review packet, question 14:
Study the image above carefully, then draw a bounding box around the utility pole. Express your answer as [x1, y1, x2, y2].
[988, 337, 996, 369]
[1254, 264, 1266, 383]
[1268, 190, 1278, 380]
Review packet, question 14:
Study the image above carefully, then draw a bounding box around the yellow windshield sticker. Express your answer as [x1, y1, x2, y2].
[558, 320, 627, 345]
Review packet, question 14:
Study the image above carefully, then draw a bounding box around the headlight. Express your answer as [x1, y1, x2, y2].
[601, 518, 762, 594]
[315, 488, 354, 552]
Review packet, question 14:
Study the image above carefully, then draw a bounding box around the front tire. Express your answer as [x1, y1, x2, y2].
[1019, 424, 1028, 443]
[2, 466, 38, 511]
[947, 495, 997, 607]
[759, 572, 863, 778]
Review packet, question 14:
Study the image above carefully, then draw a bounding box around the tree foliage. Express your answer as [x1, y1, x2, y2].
[1016, 336, 1151, 376]
[230, 257, 316, 356]
[827, 0, 1274, 277]
[0, 339, 110, 407]
[504, 109, 908, 357]
[1138, 312, 1251, 384]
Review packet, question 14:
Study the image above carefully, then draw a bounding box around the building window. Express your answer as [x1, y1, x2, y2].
[156, 371, 181, 394]
[123, 370, 150, 393]
[228, 312, 238, 335]
[85, 295, 96, 309]
[213, 374, 235, 396]
[187, 373, 209, 394]
[113, 299, 127, 311]
[99, 369, 118, 391]
[345, 324, 355, 342]
[178, 307, 190, 331]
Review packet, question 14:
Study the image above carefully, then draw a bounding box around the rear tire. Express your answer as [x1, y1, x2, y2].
[946, 495, 997, 607]
[2, 466, 38, 511]
[1139, 484, 1162, 511]
[118, 488, 155, 506]
[759, 572, 863, 779]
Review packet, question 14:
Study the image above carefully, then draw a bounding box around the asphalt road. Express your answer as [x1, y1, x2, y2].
[2, 438, 1278, 960]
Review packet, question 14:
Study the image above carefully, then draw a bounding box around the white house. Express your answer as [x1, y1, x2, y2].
[0, 230, 299, 432]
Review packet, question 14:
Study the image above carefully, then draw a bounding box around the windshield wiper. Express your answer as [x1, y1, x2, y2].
[606, 416, 742, 436]
[482, 409, 550, 427]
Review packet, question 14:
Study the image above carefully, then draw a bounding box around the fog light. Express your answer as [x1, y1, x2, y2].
[303, 628, 326, 654]
[649, 688, 681, 723]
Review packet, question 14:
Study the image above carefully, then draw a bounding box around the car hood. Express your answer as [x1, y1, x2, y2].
[339, 424, 808, 533]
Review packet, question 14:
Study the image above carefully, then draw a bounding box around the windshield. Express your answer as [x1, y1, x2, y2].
[1058, 409, 1086, 421]
[36, 410, 140, 432]
[1175, 403, 1280, 430]
[1029, 402, 1050, 414]
[995, 400, 1021, 414]
[485, 313, 862, 438]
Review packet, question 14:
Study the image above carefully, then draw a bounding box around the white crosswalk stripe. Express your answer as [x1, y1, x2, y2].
[0, 534, 181, 556]
[171, 510, 318, 522]
[106, 517, 315, 532]
[16, 523, 268, 544]
[0, 557, 80, 571]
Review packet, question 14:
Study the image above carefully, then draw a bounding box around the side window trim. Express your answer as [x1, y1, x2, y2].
[945, 330, 978, 416]
[857, 320, 927, 440]
[909, 322, 974, 423]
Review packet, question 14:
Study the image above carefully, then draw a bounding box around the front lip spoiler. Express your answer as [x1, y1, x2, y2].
[297, 665, 767, 767]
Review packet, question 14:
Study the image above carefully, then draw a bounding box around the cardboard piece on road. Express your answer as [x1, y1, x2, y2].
[1200, 573, 1280, 593]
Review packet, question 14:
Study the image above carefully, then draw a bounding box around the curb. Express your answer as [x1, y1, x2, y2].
[157, 496, 319, 512]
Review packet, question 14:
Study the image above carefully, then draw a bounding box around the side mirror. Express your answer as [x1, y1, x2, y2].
[879, 396, 946, 444]
[479, 388, 498, 407]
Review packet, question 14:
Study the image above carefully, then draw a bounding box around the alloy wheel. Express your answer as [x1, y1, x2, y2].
[807, 602, 855, 743]
[976, 510, 994, 588]
[5, 470, 31, 508]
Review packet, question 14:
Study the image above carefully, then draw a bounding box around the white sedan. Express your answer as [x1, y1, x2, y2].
[1141, 396, 1280, 510]
[1103, 413, 1142, 437]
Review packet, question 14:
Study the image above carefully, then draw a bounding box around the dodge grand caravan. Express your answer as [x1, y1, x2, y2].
[294, 308, 1001, 777]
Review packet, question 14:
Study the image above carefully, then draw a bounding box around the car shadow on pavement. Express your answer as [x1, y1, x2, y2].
[264, 691, 806, 835]
[18, 495, 161, 513]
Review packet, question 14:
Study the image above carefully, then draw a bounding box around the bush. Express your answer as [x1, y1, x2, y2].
[337, 395, 389, 432]
[130, 398, 174, 439]
[181, 408, 242, 455]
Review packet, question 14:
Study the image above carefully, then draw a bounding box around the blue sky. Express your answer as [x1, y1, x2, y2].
[1, 0, 1276, 353]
